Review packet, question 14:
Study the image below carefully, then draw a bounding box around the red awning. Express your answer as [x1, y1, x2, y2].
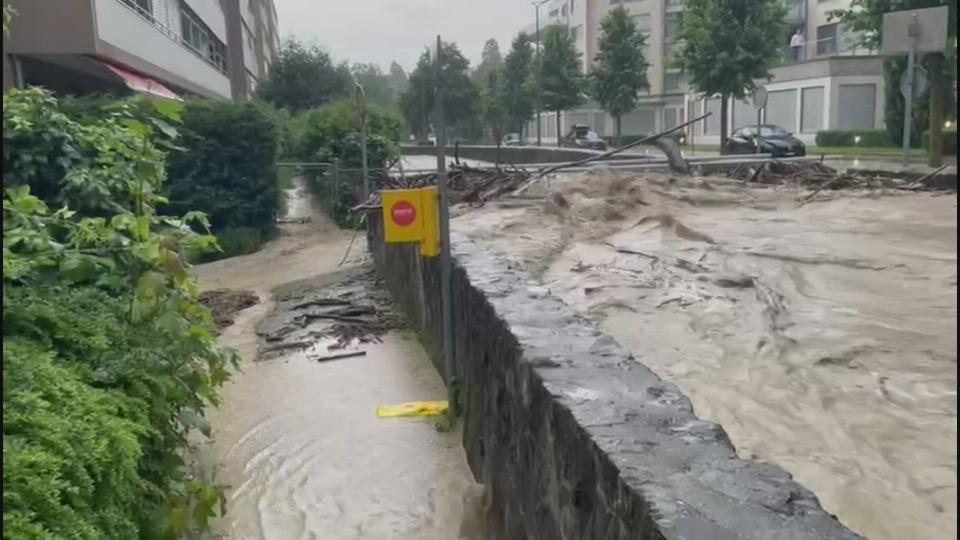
[103, 63, 182, 101]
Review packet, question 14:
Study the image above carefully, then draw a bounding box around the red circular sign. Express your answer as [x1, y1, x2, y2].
[390, 200, 417, 226]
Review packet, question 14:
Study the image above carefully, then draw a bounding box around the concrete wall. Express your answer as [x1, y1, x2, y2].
[367, 216, 860, 540]
[400, 144, 645, 165]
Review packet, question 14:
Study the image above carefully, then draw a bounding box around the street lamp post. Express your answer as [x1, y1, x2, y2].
[533, 0, 550, 147]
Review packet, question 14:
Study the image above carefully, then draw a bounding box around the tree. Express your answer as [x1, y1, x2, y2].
[591, 7, 650, 146]
[351, 63, 395, 107]
[539, 25, 585, 146]
[830, 0, 957, 165]
[502, 32, 536, 136]
[399, 42, 480, 141]
[482, 65, 510, 149]
[387, 61, 409, 97]
[675, 0, 786, 152]
[256, 38, 352, 112]
[472, 38, 504, 85]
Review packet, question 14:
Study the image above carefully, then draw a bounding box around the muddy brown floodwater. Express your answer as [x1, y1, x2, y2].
[454, 171, 957, 540]
[193, 178, 478, 539]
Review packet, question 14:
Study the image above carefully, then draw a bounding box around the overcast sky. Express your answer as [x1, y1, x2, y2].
[275, 0, 534, 73]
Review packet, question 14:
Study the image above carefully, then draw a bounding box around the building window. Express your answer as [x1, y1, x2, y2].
[610, 0, 639, 4]
[549, 8, 559, 17]
[837, 84, 876, 129]
[801, 86, 824, 132]
[570, 24, 581, 41]
[122, 0, 152, 17]
[816, 23, 839, 56]
[180, 3, 228, 73]
[632, 14, 651, 31]
[665, 12, 681, 42]
[664, 71, 685, 92]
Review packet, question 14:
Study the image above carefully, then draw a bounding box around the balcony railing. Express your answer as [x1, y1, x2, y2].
[114, 0, 227, 74]
[778, 37, 874, 66]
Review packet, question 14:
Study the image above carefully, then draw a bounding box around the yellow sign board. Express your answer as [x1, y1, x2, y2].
[382, 187, 440, 258]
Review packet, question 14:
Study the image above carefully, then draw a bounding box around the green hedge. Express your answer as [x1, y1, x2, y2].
[923, 129, 958, 156]
[3, 88, 235, 538]
[815, 129, 894, 147]
[166, 100, 281, 236]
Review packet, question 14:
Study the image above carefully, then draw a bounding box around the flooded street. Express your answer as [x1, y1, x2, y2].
[453, 172, 957, 540]
[193, 178, 476, 539]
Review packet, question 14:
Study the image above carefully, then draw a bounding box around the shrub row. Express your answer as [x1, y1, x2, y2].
[3, 88, 235, 538]
[814, 129, 894, 147]
[923, 129, 958, 156]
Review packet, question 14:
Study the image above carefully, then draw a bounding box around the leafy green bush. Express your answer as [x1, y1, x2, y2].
[923, 129, 958, 156]
[201, 226, 264, 262]
[166, 100, 281, 235]
[3, 88, 235, 538]
[814, 129, 894, 147]
[294, 100, 402, 226]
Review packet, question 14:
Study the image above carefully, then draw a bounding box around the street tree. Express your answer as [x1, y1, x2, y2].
[387, 61, 409, 97]
[257, 38, 352, 112]
[482, 65, 510, 148]
[473, 38, 504, 85]
[830, 0, 957, 165]
[502, 32, 536, 136]
[675, 0, 786, 152]
[351, 63, 395, 107]
[591, 6, 650, 145]
[539, 25, 585, 146]
[399, 42, 480, 141]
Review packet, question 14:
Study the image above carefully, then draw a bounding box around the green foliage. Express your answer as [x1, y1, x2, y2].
[400, 43, 481, 141]
[815, 129, 894, 147]
[295, 100, 403, 226]
[592, 7, 650, 143]
[387, 61, 409, 98]
[257, 38, 353, 112]
[676, 0, 786, 147]
[482, 65, 510, 142]
[830, 0, 957, 151]
[3, 88, 235, 538]
[352, 63, 397, 107]
[539, 25, 585, 116]
[206, 227, 264, 261]
[166, 99, 281, 236]
[502, 33, 536, 134]
[923, 129, 957, 155]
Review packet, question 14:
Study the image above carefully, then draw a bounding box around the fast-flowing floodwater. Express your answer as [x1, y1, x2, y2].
[453, 172, 957, 540]
[193, 178, 479, 539]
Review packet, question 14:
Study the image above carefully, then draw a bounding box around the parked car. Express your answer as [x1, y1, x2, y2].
[500, 133, 524, 146]
[726, 124, 806, 157]
[561, 124, 607, 151]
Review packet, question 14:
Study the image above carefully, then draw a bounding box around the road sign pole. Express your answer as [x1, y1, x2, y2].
[756, 109, 762, 154]
[434, 35, 456, 403]
[901, 15, 918, 169]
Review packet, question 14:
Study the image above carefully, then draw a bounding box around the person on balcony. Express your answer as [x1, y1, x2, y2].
[790, 28, 805, 61]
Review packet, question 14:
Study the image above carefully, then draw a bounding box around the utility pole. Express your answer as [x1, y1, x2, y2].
[433, 36, 455, 405]
[901, 14, 918, 169]
[356, 83, 369, 198]
[421, 46, 429, 143]
[533, 0, 549, 147]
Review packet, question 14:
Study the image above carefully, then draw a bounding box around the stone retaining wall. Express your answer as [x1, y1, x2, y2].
[367, 215, 859, 540]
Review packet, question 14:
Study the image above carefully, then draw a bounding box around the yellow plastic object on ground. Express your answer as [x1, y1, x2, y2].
[376, 400, 449, 419]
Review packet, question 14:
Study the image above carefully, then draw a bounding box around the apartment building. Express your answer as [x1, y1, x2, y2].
[2, 0, 279, 101]
[522, 0, 884, 145]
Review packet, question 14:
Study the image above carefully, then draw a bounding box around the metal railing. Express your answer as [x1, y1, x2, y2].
[114, 0, 229, 75]
[779, 38, 874, 66]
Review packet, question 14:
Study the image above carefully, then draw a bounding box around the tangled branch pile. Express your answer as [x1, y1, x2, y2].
[359, 163, 532, 211]
[732, 160, 951, 193]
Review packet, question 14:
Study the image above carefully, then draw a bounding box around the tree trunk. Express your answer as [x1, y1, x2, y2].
[615, 114, 622, 148]
[556, 109, 562, 147]
[927, 53, 945, 167]
[719, 94, 730, 155]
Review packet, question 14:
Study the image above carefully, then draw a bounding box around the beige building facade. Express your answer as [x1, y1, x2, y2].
[523, 0, 885, 145]
[2, 0, 279, 101]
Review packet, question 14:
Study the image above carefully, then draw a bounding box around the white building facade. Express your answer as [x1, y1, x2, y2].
[522, 0, 884, 145]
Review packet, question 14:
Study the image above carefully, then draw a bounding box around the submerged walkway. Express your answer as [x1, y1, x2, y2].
[193, 179, 477, 539]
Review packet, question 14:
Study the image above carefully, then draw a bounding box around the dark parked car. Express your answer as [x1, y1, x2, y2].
[726, 125, 806, 157]
[561, 124, 607, 151]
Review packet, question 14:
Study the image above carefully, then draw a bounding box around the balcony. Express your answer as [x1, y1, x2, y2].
[778, 37, 875, 67]
[93, 0, 231, 98]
